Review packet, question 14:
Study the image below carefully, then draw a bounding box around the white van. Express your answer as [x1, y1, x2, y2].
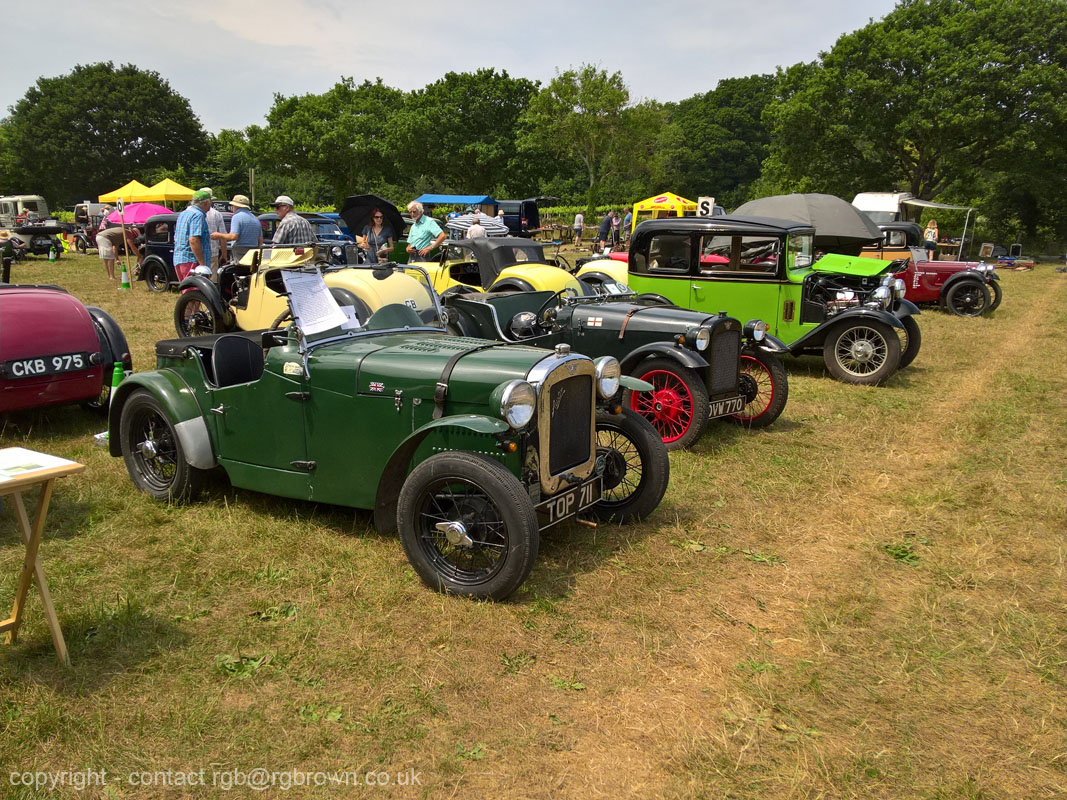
[0, 194, 51, 228]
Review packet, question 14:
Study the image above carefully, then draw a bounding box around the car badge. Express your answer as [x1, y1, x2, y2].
[587, 316, 603, 327]
[283, 361, 302, 376]
[369, 381, 385, 392]
[566, 362, 577, 375]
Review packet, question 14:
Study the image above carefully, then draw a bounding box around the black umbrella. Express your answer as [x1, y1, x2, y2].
[733, 193, 882, 254]
[338, 194, 405, 241]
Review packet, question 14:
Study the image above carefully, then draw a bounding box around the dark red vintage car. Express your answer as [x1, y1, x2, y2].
[0, 285, 131, 414]
[862, 222, 1002, 316]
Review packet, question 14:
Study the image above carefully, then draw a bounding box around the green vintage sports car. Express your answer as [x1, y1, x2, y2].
[622, 216, 922, 385]
[444, 285, 790, 449]
[109, 265, 669, 600]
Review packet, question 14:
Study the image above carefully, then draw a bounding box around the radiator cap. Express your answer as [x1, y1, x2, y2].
[555, 343, 571, 357]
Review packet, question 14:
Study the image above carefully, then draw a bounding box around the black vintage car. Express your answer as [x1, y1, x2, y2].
[140, 212, 233, 292]
[444, 287, 790, 449]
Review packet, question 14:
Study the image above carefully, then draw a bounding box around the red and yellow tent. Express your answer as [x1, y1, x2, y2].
[631, 192, 698, 231]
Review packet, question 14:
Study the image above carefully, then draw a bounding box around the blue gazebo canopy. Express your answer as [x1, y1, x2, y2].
[415, 194, 497, 206]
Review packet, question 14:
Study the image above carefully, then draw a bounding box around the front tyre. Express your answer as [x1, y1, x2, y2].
[988, 280, 1003, 312]
[119, 390, 206, 502]
[625, 357, 709, 450]
[730, 349, 788, 428]
[823, 320, 901, 385]
[174, 289, 222, 337]
[944, 279, 990, 317]
[897, 316, 922, 369]
[397, 452, 539, 600]
[143, 261, 169, 293]
[592, 409, 669, 523]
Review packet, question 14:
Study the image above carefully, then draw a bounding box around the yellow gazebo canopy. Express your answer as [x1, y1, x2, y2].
[135, 178, 195, 203]
[631, 192, 697, 231]
[98, 180, 151, 203]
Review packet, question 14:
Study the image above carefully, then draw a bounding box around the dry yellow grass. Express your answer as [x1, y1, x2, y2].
[1, 253, 1064, 799]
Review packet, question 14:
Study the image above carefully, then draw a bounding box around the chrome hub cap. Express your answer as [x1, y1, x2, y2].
[850, 340, 876, 362]
[435, 520, 473, 548]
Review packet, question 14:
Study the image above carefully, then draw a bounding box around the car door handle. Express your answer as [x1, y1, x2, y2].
[691, 284, 703, 293]
[285, 391, 311, 401]
[210, 404, 226, 415]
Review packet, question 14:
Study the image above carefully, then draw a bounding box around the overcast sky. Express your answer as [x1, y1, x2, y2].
[2, 0, 898, 133]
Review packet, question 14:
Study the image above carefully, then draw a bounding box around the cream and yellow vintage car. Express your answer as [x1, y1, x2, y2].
[173, 246, 435, 337]
[409, 237, 627, 299]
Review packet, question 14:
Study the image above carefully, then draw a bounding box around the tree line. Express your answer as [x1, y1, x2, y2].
[1, 0, 1064, 249]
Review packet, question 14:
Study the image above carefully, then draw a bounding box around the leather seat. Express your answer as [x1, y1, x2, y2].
[211, 334, 264, 387]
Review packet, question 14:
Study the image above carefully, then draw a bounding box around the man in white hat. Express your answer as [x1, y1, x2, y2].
[271, 195, 315, 246]
[215, 194, 262, 263]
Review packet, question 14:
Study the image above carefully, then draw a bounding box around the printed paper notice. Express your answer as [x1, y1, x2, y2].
[0, 447, 79, 480]
[280, 270, 348, 335]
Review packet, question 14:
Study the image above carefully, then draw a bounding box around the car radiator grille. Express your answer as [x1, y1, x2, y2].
[710, 328, 741, 395]
[547, 375, 593, 475]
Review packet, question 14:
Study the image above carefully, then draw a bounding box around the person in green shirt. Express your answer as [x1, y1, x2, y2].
[405, 201, 446, 259]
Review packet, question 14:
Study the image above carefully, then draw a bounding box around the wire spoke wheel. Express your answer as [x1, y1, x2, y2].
[174, 289, 220, 337]
[415, 476, 509, 586]
[597, 428, 644, 505]
[589, 410, 669, 523]
[626, 358, 709, 449]
[736, 356, 773, 418]
[835, 325, 889, 376]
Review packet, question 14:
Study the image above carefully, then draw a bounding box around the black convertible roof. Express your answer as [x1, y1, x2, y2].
[636, 215, 817, 237]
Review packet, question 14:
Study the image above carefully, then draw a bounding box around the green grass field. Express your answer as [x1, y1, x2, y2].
[2, 252, 1065, 799]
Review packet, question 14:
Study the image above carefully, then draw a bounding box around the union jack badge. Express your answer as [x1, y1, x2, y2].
[369, 381, 385, 393]
[587, 316, 604, 327]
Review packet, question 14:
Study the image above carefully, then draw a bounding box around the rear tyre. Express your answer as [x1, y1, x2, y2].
[75, 238, 87, 254]
[730, 349, 788, 429]
[119, 390, 206, 502]
[174, 290, 222, 337]
[398, 452, 539, 600]
[143, 262, 169, 293]
[944, 279, 990, 317]
[897, 316, 922, 369]
[823, 320, 901, 385]
[624, 357, 709, 450]
[591, 409, 669, 523]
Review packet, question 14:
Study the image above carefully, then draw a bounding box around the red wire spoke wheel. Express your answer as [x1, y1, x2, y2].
[627, 358, 709, 449]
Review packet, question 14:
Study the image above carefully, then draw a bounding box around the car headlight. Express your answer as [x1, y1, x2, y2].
[687, 326, 711, 351]
[594, 356, 621, 399]
[744, 319, 768, 341]
[499, 380, 536, 429]
[892, 278, 906, 299]
[880, 274, 894, 286]
[871, 285, 892, 306]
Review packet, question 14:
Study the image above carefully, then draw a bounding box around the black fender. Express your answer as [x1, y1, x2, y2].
[85, 306, 132, 369]
[580, 270, 618, 287]
[634, 293, 674, 306]
[750, 333, 790, 355]
[619, 342, 709, 375]
[140, 254, 171, 280]
[489, 277, 536, 292]
[788, 308, 904, 353]
[939, 270, 988, 298]
[178, 275, 229, 321]
[373, 415, 511, 534]
[892, 297, 921, 318]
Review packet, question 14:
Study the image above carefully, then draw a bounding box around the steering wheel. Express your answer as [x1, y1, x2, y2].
[535, 287, 577, 328]
[270, 309, 292, 330]
[553, 254, 573, 272]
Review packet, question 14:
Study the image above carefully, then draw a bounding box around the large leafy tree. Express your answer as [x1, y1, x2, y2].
[0, 62, 207, 206]
[389, 69, 538, 195]
[256, 78, 403, 206]
[657, 75, 776, 208]
[759, 0, 1067, 208]
[518, 65, 632, 205]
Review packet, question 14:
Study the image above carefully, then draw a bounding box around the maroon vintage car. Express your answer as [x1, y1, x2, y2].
[0, 285, 131, 414]
[863, 222, 1002, 316]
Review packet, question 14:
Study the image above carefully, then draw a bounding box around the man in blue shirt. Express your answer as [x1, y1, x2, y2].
[217, 194, 263, 262]
[405, 201, 446, 259]
[173, 189, 212, 281]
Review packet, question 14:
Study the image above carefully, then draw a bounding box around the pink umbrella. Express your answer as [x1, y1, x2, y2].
[106, 203, 173, 225]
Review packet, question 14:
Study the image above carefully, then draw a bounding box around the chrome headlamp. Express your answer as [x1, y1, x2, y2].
[744, 319, 768, 342]
[892, 278, 906, 299]
[871, 285, 892, 307]
[685, 326, 711, 351]
[594, 356, 621, 399]
[498, 380, 536, 429]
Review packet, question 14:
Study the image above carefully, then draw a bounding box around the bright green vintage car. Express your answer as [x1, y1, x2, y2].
[617, 216, 922, 385]
[109, 265, 669, 600]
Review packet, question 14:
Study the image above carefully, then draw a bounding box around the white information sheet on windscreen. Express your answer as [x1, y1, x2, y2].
[280, 269, 349, 335]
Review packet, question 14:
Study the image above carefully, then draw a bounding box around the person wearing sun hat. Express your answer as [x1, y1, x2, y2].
[216, 194, 263, 263]
[173, 188, 213, 282]
[271, 194, 315, 247]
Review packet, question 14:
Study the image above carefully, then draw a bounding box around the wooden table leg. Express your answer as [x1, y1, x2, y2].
[2, 480, 70, 666]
